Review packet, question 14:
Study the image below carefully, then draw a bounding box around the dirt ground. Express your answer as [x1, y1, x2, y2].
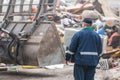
[0, 65, 74, 80]
[0, 64, 105, 80]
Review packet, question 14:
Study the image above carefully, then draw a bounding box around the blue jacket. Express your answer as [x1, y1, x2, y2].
[97, 28, 106, 35]
[69, 27, 102, 66]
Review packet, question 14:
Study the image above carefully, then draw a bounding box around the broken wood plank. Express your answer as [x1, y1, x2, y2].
[72, 0, 90, 14]
[100, 0, 118, 17]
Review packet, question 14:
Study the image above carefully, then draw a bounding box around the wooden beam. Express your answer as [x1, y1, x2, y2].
[100, 0, 117, 17]
[72, 0, 90, 13]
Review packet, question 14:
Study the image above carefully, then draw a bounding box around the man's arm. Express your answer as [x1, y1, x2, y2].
[69, 32, 79, 53]
[65, 33, 79, 62]
[97, 36, 102, 56]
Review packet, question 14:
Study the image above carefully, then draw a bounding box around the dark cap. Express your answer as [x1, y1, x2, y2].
[83, 18, 92, 24]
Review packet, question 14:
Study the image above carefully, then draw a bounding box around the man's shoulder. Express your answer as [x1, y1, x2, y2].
[77, 29, 85, 33]
[75, 30, 84, 35]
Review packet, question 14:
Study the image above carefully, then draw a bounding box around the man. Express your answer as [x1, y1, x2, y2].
[108, 27, 120, 47]
[65, 18, 102, 80]
[104, 20, 116, 38]
[97, 24, 106, 35]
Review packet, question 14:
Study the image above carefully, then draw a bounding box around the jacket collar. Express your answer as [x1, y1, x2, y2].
[83, 27, 93, 30]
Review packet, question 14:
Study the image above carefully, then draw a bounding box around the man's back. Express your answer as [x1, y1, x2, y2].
[69, 27, 102, 66]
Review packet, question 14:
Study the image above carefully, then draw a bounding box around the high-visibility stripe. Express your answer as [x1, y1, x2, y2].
[80, 52, 98, 55]
[66, 50, 74, 55]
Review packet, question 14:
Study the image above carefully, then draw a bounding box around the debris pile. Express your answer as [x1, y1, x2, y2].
[0, 0, 120, 79]
[53, 0, 120, 80]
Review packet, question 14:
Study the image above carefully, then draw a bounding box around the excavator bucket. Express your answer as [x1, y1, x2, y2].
[0, 0, 65, 66]
[22, 22, 65, 66]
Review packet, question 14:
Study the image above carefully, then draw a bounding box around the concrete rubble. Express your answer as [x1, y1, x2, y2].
[55, 0, 120, 80]
[0, 0, 120, 80]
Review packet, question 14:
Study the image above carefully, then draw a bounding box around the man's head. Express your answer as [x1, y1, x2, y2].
[82, 18, 93, 28]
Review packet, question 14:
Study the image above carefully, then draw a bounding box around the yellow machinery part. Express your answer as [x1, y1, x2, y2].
[22, 65, 40, 69]
[11, 46, 15, 53]
[111, 50, 120, 58]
